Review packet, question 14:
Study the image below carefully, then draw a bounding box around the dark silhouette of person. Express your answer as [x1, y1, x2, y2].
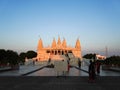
[67, 59, 70, 72]
[48, 58, 51, 64]
[88, 60, 96, 82]
[78, 58, 81, 68]
[33, 60, 35, 65]
[95, 60, 101, 75]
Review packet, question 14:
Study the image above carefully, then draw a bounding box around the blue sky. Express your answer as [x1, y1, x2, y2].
[0, 0, 120, 56]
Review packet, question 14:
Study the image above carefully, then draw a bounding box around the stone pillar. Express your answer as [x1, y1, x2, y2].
[57, 50, 58, 55]
[54, 50, 55, 55]
[64, 50, 66, 54]
[60, 50, 62, 55]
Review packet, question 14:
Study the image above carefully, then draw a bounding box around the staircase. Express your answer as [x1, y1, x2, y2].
[50, 55, 68, 61]
[68, 53, 75, 59]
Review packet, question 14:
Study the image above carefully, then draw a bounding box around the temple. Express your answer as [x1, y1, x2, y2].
[37, 36, 82, 61]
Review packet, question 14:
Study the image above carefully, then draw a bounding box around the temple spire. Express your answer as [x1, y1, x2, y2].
[37, 38, 43, 51]
[62, 38, 67, 48]
[75, 38, 81, 49]
[51, 37, 56, 48]
[57, 36, 61, 45]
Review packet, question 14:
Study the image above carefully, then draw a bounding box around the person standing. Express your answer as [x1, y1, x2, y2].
[48, 58, 51, 65]
[95, 60, 101, 75]
[78, 58, 81, 68]
[88, 60, 96, 83]
[33, 60, 35, 65]
[67, 60, 70, 72]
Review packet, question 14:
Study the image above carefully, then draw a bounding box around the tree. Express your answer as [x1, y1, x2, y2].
[6, 50, 19, 65]
[19, 52, 26, 64]
[0, 49, 8, 65]
[104, 56, 120, 66]
[26, 50, 37, 59]
[83, 53, 96, 60]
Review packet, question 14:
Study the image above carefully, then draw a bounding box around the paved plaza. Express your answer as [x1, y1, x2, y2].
[27, 66, 120, 76]
[0, 64, 120, 76]
[0, 61, 120, 90]
[0, 59, 120, 76]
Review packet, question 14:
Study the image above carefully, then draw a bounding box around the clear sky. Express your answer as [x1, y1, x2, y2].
[0, 0, 120, 56]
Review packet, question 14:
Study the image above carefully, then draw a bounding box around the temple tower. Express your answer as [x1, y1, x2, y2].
[51, 38, 56, 48]
[37, 38, 43, 51]
[72, 38, 82, 60]
[37, 38, 49, 61]
[75, 38, 81, 49]
[57, 36, 61, 45]
[57, 36, 62, 48]
[62, 38, 67, 48]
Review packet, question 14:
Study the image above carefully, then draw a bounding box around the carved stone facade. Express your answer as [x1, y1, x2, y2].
[37, 37, 82, 61]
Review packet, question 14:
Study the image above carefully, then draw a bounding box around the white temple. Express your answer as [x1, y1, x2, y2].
[37, 36, 82, 61]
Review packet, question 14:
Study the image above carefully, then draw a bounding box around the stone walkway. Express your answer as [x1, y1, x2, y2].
[27, 67, 89, 76]
[27, 66, 120, 76]
[0, 64, 120, 76]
